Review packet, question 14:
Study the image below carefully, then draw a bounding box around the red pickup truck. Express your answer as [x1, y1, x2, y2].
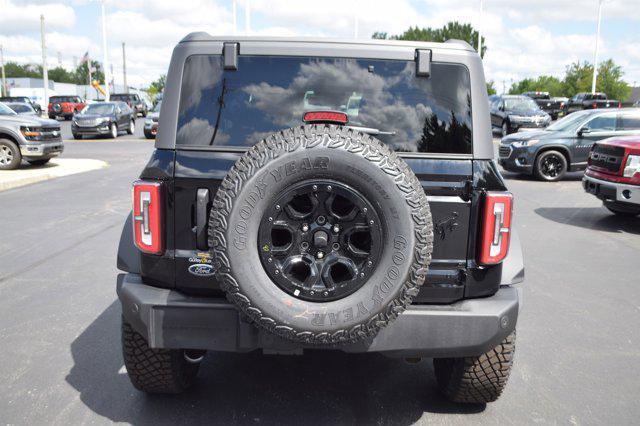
[583, 136, 640, 216]
[48, 96, 86, 120]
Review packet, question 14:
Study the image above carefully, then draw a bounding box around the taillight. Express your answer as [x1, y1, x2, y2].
[478, 192, 513, 265]
[592, 102, 598, 109]
[132, 180, 163, 255]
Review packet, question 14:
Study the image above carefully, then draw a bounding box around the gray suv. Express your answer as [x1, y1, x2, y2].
[0, 102, 63, 170]
[116, 34, 524, 404]
[499, 108, 640, 181]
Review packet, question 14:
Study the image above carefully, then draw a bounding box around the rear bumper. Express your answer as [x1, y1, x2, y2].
[117, 273, 520, 358]
[583, 174, 640, 206]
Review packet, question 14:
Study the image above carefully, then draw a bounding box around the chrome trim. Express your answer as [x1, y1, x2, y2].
[426, 195, 471, 204]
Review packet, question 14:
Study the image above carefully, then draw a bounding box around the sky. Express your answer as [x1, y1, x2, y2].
[1, 0, 639, 92]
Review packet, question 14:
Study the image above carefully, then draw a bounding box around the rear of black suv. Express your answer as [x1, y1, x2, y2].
[116, 34, 524, 403]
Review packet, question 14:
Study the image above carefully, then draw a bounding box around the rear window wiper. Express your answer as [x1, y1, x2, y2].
[346, 125, 397, 136]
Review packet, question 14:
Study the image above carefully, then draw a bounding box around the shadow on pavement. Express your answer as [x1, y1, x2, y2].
[66, 301, 485, 424]
[535, 207, 640, 234]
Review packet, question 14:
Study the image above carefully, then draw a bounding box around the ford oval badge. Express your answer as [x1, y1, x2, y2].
[188, 263, 215, 277]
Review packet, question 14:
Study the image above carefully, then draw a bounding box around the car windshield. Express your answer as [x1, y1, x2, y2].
[177, 55, 473, 154]
[504, 97, 540, 111]
[111, 95, 131, 101]
[81, 103, 114, 115]
[8, 103, 33, 113]
[152, 101, 161, 112]
[546, 111, 593, 132]
[0, 102, 17, 115]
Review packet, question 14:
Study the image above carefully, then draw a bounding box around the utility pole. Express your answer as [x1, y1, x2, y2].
[591, 0, 604, 94]
[245, 0, 251, 35]
[0, 45, 6, 97]
[477, 0, 483, 57]
[101, 0, 111, 101]
[122, 42, 128, 93]
[232, 0, 237, 34]
[40, 15, 49, 109]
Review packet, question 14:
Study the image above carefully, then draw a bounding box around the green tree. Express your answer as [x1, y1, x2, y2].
[145, 74, 166, 100]
[508, 75, 564, 96]
[372, 21, 487, 58]
[4, 62, 42, 78]
[48, 66, 75, 84]
[72, 60, 105, 85]
[486, 81, 497, 95]
[597, 59, 631, 101]
[562, 61, 593, 97]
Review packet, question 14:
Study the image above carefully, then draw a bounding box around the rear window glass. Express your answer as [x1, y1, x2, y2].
[50, 96, 77, 103]
[177, 55, 472, 154]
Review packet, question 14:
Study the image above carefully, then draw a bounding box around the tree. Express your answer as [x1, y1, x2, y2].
[48, 66, 75, 84]
[372, 21, 487, 58]
[508, 75, 564, 96]
[72, 60, 105, 86]
[486, 81, 497, 95]
[4, 62, 42, 78]
[145, 74, 166, 100]
[562, 59, 631, 100]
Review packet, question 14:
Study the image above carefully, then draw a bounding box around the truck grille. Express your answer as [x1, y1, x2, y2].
[41, 126, 62, 141]
[499, 145, 512, 158]
[589, 144, 625, 173]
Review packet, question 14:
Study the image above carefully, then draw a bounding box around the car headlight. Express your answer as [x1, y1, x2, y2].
[512, 139, 539, 148]
[99, 117, 110, 123]
[623, 155, 640, 178]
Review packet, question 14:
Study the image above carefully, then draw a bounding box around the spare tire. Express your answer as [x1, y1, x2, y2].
[209, 125, 433, 344]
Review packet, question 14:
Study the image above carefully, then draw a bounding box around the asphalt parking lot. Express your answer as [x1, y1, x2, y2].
[1, 139, 639, 425]
[56, 116, 149, 141]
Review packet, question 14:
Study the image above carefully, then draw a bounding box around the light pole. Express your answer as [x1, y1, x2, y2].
[40, 15, 49, 109]
[101, 0, 111, 101]
[591, 0, 604, 94]
[477, 0, 483, 57]
[122, 42, 128, 93]
[0, 45, 6, 97]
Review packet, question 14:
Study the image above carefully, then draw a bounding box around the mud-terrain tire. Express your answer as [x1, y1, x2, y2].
[209, 124, 433, 345]
[121, 318, 202, 393]
[434, 331, 516, 403]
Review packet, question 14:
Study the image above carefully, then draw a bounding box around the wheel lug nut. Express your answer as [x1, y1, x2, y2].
[317, 251, 324, 259]
[360, 272, 365, 277]
[302, 224, 309, 232]
[268, 217, 273, 222]
[268, 257, 273, 263]
[367, 260, 372, 266]
[369, 220, 374, 225]
[275, 269, 280, 275]
[332, 225, 340, 233]
[363, 207, 368, 213]
[327, 185, 332, 192]
[275, 205, 281, 210]
[312, 185, 318, 192]
[323, 292, 328, 296]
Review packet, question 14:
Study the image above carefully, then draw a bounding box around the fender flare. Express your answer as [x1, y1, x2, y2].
[117, 213, 140, 273]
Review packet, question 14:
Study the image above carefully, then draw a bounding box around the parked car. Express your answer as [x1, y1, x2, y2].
[583, 135, 640, 216]
[71, 101, 135, 139]
[143, 100, 161, 139]
[499, 108, 640, 181]
[5, 102, 38, 116]
[116, 33, 524, 404]
[48, 95, 85, 120]
[0, 96, 42, 115]
[521, 91, 564, 120]
[110, 93, 148, 117]
[563, 92, 621, 115]
[490, 94, 551, 136]
[0, 102, 63, 170]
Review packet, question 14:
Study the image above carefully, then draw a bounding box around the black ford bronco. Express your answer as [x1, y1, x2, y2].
[116, 34, 524, 404]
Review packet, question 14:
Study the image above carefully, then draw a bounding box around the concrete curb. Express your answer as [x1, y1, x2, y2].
[0, 158, 109, 192]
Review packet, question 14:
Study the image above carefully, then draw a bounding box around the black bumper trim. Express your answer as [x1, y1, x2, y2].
[117, 273, 520, 358]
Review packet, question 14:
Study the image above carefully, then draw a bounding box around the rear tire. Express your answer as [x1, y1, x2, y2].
[72, 132, 82, 140]
[121, 318, 203, 394]
[501, 121, 511, 137]
[604, 201, 640, 217]
[109, 123, 118, 139]
[434, 331, 516, 404]
[534, 150, 567, 181]
[144, 130, 155, 139]
[0, 139, 21, 170]
[127, 119, 135, 135]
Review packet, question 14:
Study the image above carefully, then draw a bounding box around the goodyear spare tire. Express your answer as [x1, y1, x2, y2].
[209, 125, 433, 344]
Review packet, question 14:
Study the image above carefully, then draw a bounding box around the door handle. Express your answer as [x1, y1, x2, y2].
[195, 188, 210, 250]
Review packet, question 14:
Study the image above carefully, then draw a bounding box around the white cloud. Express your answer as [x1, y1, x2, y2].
[0, 0, 75, 33]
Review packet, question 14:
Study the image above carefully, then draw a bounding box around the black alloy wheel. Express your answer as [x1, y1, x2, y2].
[258, 180, 383, 302]
[535, 150, 567, 181]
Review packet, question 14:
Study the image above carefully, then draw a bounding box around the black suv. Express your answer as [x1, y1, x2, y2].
[0, 96, 42, 115]
[110, 93, 148, 117]
[116, 34, 524, 404]
[499, 108, 640, 181]
[490, 95, 551, 136]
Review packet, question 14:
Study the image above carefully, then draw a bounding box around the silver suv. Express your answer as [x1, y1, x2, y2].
[0, 102, 63, 170]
